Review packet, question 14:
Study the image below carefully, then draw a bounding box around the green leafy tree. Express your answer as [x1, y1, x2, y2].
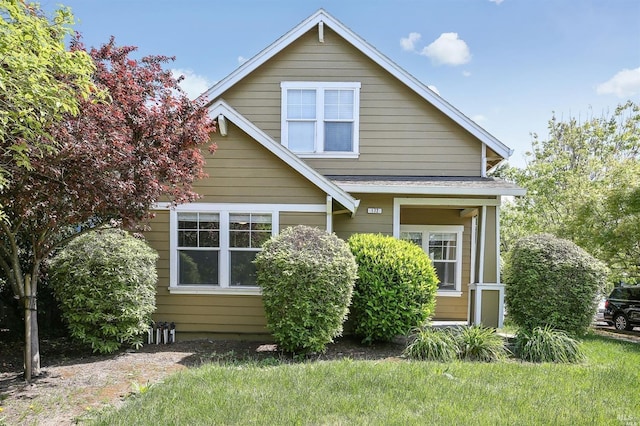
[499, 101, 640, 283]
[0, 0, 95, 192]
[49, 229, 158, 354]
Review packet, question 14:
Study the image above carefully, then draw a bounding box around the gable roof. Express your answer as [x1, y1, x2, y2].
[209, 100, 360, 213]
[202, 9, 514, 160]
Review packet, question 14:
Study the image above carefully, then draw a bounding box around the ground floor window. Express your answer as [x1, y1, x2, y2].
[400, 225, 463, 293]
[175, 210, 273, 288]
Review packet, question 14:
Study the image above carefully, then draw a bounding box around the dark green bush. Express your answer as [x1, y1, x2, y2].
[49, 228, 158, 353]
[514, 325, 584, 363]
[348, 234, 438, 344]
[254, 225, 357, 354]
[504, 233, 607, 336]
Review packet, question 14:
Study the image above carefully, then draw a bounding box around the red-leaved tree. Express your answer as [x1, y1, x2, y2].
[0, 38, 215, 381]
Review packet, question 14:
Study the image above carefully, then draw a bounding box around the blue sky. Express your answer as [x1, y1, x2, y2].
[43, 0, 640, 168]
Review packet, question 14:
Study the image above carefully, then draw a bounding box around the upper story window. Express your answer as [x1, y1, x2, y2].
[281, 82, 361, 158]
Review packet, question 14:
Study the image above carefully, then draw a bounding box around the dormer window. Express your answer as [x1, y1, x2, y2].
[281, 82, 360, 158]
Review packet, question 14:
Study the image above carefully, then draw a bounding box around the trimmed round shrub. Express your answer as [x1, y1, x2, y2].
[49, 228, 158, 354]
[254, 225, 357, 354]
[347, 233, 438, 344]
[514, 325, 584, 363]
[504, 233, 608, 336]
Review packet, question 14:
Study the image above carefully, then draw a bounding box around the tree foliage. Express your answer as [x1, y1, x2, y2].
[499, 101, 640, 284]
[0, 0, 95, 191]
[255, 225, 357, 354]
[504, 234, 608, 336]
[49, 229, 158, 354]
[0, 37, 215, 380]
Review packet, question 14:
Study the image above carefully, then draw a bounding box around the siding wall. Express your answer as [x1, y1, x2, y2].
[219, 27, 482, 177]
[146, 125, 331, 336]
[195, 122, 326, 204]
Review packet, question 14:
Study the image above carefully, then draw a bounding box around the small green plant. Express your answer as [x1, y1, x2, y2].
[451, 325, 508, 362]
[129, 381, 154, 398]
[255, 225, 357, 354]
[403, 327, 457, 361]
[514, 325, 584, 363]
[348, 234, 438, 344]
[504, 233, 608, 336]
[49, 228, 158, 354]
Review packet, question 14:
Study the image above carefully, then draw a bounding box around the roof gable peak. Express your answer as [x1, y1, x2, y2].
[201, 9, 513, 160]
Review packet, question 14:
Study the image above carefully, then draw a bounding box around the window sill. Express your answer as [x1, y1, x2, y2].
[295, 152, 359, 159]
[437, 291, 463, 297]
[168, 286, 262, 296]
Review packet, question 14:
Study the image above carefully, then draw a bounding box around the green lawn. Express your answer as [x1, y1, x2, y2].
[93, 334, 640, 425]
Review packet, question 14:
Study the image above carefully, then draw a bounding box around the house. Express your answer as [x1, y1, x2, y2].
[147, 9, 525, 338]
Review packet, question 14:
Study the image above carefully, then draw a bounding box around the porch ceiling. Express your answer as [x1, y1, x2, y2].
[328, 175, 526, 197]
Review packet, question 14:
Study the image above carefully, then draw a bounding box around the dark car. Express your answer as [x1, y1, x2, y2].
[604, 286, 640, 331]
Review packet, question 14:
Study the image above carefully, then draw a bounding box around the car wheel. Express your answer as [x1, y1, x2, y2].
[613, 313, 632, 331]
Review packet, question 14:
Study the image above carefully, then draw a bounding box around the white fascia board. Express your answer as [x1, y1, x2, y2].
[337, 183, 527, 197]
[200, 9, 513, 160]
[208, 100, 360, 213]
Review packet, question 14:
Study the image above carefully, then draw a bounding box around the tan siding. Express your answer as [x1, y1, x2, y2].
[333, 195, 394, 239]
[280, 212, 326, 230]
[218, 27, 483, 177]
[196, 122, 326, 204]
[153, 294, 268, 334]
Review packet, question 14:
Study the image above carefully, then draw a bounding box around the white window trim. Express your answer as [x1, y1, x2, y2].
[281, 81, 361, 158]
[169, 203, 327, 295]
[400, 224, 464, 297]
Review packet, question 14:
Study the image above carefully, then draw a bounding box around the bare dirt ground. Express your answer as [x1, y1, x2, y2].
[1, 326, 638, 425]
[0, 336, 406, 425]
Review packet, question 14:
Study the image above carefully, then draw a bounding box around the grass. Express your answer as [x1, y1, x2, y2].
[93, 334, 640, 425]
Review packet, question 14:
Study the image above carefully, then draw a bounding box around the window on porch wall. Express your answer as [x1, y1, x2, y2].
[400, 225, 463, 293]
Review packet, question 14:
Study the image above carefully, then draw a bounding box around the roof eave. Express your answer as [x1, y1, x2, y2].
[336, 184, 527, 197]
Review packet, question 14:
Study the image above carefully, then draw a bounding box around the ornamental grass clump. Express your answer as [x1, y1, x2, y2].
[255, 225, 357, 354]
[514, 325, 584, 363]
[403, 327, 457, 362]
[49, 228, 158, 354]
[451, 325, 508, 362]
[348, 234, 438, 344]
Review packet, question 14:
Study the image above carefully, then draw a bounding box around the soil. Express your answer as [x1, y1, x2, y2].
[1, 326, 638, 426]
[0, 335, 406, 425]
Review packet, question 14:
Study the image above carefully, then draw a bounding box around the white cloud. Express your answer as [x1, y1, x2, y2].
[462, 70, 472, 77]
[489, 0, 505, 5]
[238, 56, 248, 65]
[427, 85, 440, 95]
[421, 33, 471, 66]
[400, 32, 422, 52]
[171, 69, 213, 99]
[471, 114, 487, 124]
[596, 67, 640, 97]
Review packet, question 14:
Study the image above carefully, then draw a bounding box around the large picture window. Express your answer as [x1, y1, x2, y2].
[400, 225, 464, 294]
[174, 210, 273, 289]
[281, 82, 360, 157]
